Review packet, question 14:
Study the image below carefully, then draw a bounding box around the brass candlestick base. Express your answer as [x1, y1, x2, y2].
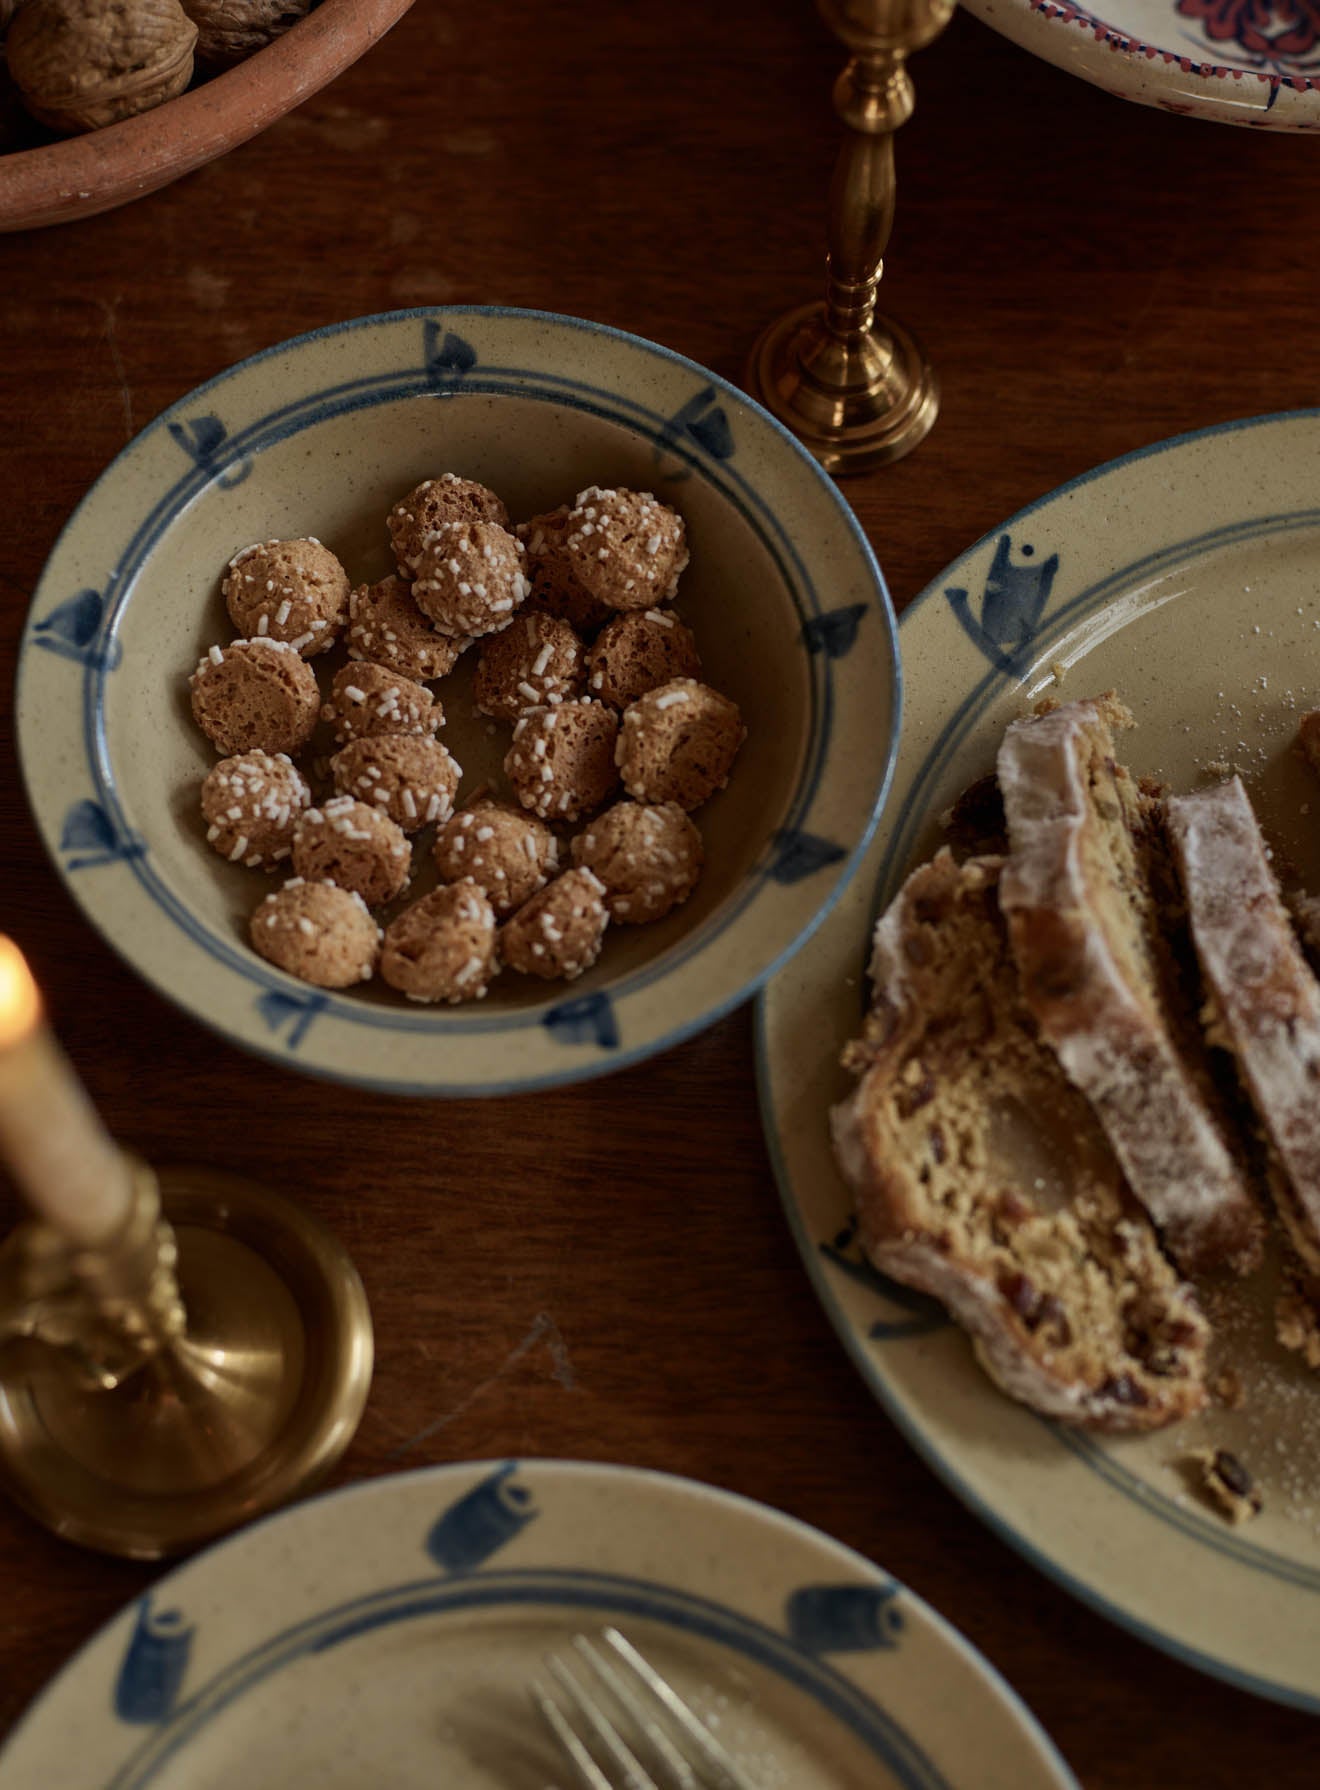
[0, 1161, 372, 1559]
[746, 0, 954, 475]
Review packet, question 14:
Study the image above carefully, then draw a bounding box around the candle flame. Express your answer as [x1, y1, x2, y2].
[0, 937, 42, 1048]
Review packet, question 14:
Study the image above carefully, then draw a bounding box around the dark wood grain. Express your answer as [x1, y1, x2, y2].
[2, 3, 1319, 1782]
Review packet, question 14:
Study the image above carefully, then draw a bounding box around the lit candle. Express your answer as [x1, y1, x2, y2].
[0, 937, 133, 1248]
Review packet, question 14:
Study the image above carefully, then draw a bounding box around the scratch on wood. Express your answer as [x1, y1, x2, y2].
[385, 1311, 575, 1462]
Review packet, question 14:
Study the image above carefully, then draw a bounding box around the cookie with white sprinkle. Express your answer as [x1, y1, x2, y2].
[433, 800, 559, 919]
[223, 538, 349, 656]
[517, 507, 615, 637]
[321, 662, 442, 746]
[291, 797, 412, 907]
[500, 867, 609, 981]
[571, 801, 703, 924]
[330, 736, 462, 834]
[190, 638, 321, 758]
[346, 574, 470, 683]
[586, 609, 700, 709]
[474, 611, 585, 721]
[412, 519, 530, 639]
[504, 698, 620, 823]
[616, 678, 745, 811]
[201, 750, 311, 871]
[561, 486, 688, 613]
[380, 880, 499, 1004]
[387, 475, 510, 578]
[250, 879, 381, 988]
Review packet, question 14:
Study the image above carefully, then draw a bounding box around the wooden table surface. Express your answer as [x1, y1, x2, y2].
[2, 3, 1319, 1783]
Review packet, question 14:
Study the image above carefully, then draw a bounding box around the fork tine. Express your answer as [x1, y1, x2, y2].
[569, 1637, 699, 1790]
[530, 1678, 615, 1790]
[599, 1629, 758, 1790]
[547, 1655, 661, 1790]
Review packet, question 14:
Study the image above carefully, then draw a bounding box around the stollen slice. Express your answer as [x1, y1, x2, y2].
[997, 695, 1262, 1276]
[831, 848, 1208, 1431]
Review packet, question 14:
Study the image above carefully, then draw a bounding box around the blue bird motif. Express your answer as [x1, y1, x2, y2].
[166, 414, 250, 488]
[32, 589, 122, 670]
[542, 991, 619, 1050]
[801, 604, 867, 660]
[59, 800, 145, 872]
[785, 1582, 905, 1654]
[426, 1462, 537, 1572]
[114, 1597, 194, 1724]
[769, 830, 846, 885]
[255, 988, 328, 1050]
[945, 533, 1060, 676]
[653, 386, 736, 480]
[423, 320, 478, 383]
[818, 1241, 948, 1340]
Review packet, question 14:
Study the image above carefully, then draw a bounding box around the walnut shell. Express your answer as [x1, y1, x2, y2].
[180, 0, 310, 66]
[8, 0, 197, 135]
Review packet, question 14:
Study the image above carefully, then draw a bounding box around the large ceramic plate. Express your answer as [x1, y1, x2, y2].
[0, 1460, 1076, 1788]
[15, 308, 898, 1096]
[759, 410, 1320, 1708]
[964, 0, 1320, 129]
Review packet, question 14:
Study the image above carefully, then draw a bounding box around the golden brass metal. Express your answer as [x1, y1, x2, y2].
[746, 0, 955, 474]
[0, 1159, 372, 1558]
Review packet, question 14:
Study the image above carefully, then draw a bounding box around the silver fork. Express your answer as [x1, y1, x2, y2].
[530, 1626, 760, 1790]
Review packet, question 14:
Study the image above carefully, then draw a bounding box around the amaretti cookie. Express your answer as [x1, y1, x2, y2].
[505, 698, 620, 823]
[190, 638, 321, 758]
[433, 800, 559, 919]
[474, 611, 585, 721]
[571, 800, 703, 923]
[517, 508, 615, 636]
[561, 486, 688, 612]
[380, 881, 498, 1004]
[997, 695, 1262, 1277]
[616, 679, 744, 811]
[387, 475, 510, 578]
[250, 879, 381, 988]
[411, 520, 530, 639]
[500, 867, 609, 981]
[831, 849, 1209, 1431]
[330, 735, 462, 833]
[586, 609, 700, 709]
[346, 574, 469, 682]
[291, 797, 412, 907]
[222, 538, 349, 656]
[201, 749, 310, 869]
[321, 663, 442, 746]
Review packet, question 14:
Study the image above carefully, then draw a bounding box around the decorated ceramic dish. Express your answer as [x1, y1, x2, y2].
[0, 1458, 1078, 1788]
[15, 307, 899, 1096]
[964, 0, 1320, 128]
[759, 409, 1320, 1708]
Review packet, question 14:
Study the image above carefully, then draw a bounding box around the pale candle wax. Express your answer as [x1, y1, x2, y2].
[0, 937, 133, 1248]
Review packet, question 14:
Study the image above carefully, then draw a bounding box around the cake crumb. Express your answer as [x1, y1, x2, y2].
[1180, 1448, 1262, 1525]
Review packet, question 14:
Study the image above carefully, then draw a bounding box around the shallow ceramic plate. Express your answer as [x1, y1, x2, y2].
[0, 1459, 1076, 1789]
[758, 409, 1320, 1708]
[15, 307, 898, 1096]
[965, 0, 1320, 129]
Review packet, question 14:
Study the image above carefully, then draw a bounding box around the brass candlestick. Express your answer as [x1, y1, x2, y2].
[0, 1157, 373, 1559]
[746, 0, 954, 474]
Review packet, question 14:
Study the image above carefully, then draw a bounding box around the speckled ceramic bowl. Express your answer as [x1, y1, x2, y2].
[0, 0, 416, 233]
[15, 308, 899, 1096]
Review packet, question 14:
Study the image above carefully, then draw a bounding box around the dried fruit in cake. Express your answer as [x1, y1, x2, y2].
[571, 800, 703, 924]
[996, 694, 1262, 1276]
[190, 638, 320, 758]
[222, 538, 349, 656]
[500, 867, 609, 982]
[380, 880, 498, 1004]
[831, 849, 1209, 1431]
[200, 749, 310, 870]
[433, 801, 560, 920]
[616, 678, 744, 812]
[330, 735, 462, 834]
[586, 609, 701, 710]
[250, 879, 381, 989]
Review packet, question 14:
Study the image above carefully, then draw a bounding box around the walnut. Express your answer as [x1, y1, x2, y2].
[180, 0, 310, 67]
[7, 0, 197, 135]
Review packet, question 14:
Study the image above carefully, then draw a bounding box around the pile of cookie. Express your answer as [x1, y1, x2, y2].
[187, 476, 746, 1003]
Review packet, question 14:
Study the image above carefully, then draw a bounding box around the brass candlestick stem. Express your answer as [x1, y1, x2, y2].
[0, 1158, 372, 1559]
[746, 0, 954, 474]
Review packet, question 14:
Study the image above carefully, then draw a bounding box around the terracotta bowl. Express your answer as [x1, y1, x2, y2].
[0, 0, 416, 233]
